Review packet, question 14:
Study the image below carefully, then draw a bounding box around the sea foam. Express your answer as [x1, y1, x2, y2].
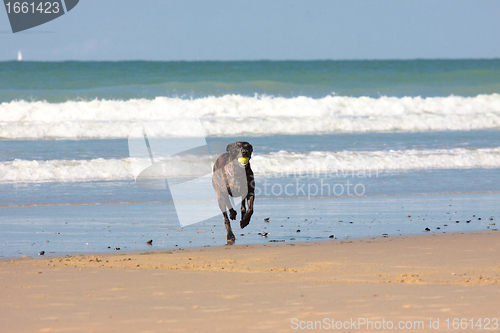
[1, 147, 499, 183]
[1, 94, 500, 139]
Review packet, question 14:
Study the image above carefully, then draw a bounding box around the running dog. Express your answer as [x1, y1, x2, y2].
[212, 141, 255, 244]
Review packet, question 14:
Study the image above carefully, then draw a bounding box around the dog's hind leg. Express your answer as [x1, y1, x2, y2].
[220, 191, 237, 220]
[240, 199, 246, 219]
[229, 207, 237, 220]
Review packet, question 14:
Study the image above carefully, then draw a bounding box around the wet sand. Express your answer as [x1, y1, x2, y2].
[1, 231, 499, 332]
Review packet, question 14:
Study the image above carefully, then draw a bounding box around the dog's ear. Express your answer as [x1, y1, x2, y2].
[226, 143, 236, 153]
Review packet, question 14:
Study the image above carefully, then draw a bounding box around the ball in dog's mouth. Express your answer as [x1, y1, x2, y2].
[238, 157, 249, 165]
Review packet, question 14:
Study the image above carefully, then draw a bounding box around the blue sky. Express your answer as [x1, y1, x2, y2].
[1, 0, 500, 61]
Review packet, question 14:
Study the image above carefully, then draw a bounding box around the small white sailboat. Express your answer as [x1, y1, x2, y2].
[17, 51, 22, 61]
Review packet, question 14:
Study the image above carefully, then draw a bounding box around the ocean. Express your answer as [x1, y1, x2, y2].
[0, 59, 499, 257]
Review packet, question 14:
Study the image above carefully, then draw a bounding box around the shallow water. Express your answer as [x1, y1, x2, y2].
[0, 173, 498, 258]
[0, 192, 497, 258]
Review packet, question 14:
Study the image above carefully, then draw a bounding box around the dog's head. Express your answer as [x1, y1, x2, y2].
[226, 141, 253, 165]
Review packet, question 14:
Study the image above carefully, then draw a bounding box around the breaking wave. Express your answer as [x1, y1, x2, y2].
[1, 94, 500, 139]
[1, 147, 499, 183]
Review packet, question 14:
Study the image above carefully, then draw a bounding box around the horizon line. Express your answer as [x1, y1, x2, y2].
[2, 57, 500, 63]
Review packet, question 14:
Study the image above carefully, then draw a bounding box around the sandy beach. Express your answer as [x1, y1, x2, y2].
[1, 231, 499, 332]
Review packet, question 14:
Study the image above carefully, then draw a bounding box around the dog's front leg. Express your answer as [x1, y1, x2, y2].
[223, 211, 236, 244]
[218, 196, 236, 244]
[240, 194, 254, 229]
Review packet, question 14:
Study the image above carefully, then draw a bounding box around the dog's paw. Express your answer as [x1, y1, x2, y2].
[240, 210, 253, 229]
[227, 232, 236, 245]
[240, 218, 250, 229]
[229, 209, 237, 220]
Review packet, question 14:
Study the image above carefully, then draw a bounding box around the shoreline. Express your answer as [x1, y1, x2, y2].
[3, 228, 498, 262]
[1, 231, 499, 332]
[14, 231, 500, 281]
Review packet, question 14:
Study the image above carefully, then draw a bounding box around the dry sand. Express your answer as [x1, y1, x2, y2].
[1, 231, 499, 332]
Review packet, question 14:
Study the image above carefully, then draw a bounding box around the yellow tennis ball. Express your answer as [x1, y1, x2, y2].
[238, 157, 249, 165]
